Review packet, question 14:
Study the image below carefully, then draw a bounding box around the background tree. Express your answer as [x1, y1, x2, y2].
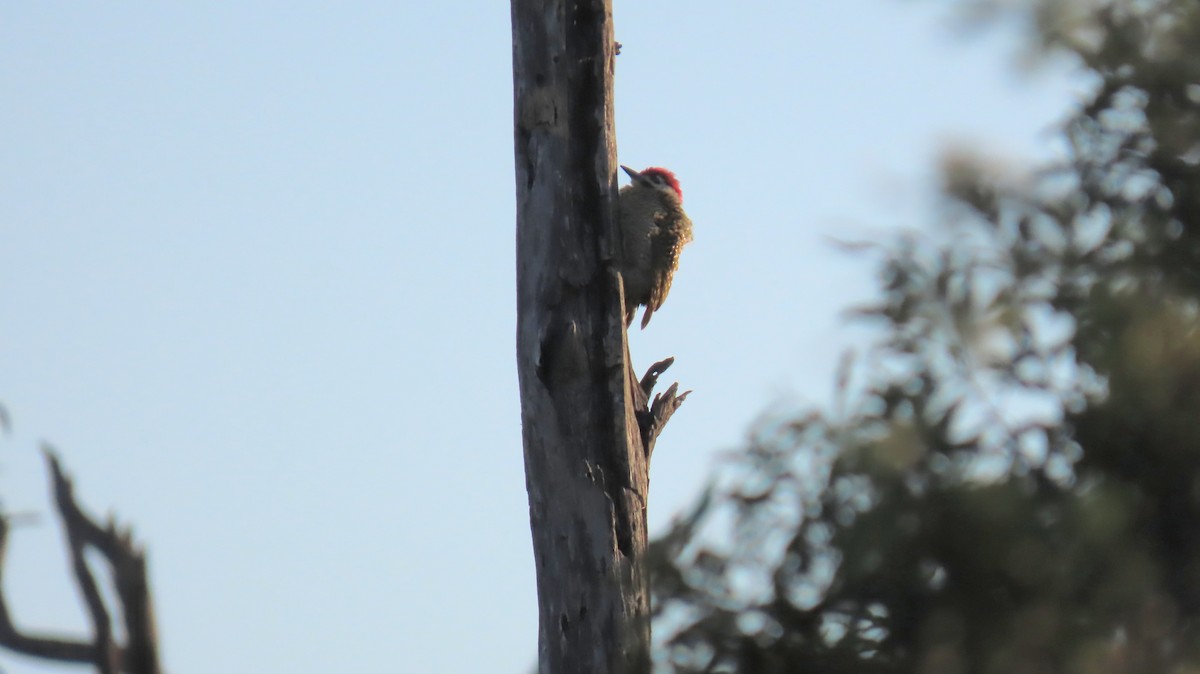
[651, 2, 1200, 672]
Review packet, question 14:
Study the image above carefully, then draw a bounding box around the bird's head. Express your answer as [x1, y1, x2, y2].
[621, 165, 683, 201]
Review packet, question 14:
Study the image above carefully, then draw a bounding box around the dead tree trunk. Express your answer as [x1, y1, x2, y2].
[512, 2, 686, 673]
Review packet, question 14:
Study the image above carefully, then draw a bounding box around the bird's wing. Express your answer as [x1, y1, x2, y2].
[641, 208, 694, 329]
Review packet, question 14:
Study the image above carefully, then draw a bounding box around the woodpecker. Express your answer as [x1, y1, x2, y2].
[617, 165, 694, 329]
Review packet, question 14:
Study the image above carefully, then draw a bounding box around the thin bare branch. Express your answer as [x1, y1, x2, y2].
[0, 448, 161, 674]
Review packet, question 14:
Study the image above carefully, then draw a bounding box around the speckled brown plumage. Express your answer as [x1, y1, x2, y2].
[617, 166, 694, 329]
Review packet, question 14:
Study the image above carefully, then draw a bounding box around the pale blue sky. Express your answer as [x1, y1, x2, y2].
[0, 3, 1078, 673]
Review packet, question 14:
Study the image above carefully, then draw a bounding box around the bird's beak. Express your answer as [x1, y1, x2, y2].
[620, 165, 640, 180]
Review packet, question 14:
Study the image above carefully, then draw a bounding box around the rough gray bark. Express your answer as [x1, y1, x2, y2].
[0, 449, 160, 674]
[512, 1, 686, 673]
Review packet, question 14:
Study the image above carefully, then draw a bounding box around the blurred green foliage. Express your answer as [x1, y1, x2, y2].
[650, 2, 1200, 672]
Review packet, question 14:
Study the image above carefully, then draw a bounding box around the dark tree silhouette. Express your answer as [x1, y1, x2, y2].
[651, 2, 1200, 672]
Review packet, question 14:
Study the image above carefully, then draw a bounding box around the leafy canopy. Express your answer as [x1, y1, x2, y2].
[652, 2, 1200, 672]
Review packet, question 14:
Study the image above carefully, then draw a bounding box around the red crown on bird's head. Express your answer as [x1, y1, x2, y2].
[641, 167, 682, 201]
